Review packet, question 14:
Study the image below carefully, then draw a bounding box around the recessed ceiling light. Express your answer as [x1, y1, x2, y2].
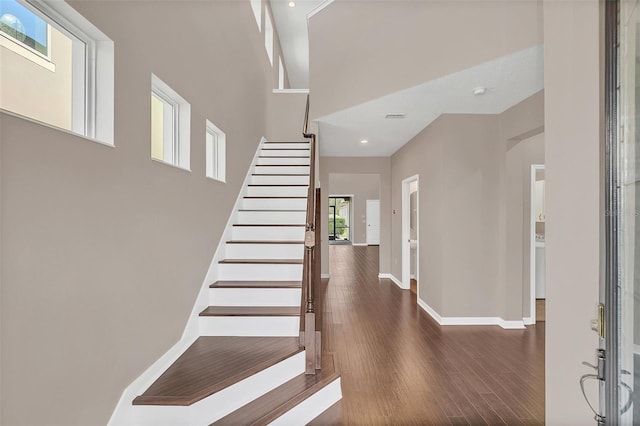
[288, 1, 295, 7]
[472, 86, 487, 96]
[360, 139, 369, 144]
[385, 113, 406, 119]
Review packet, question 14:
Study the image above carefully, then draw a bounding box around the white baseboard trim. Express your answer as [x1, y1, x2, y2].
[321, 273, 330, 279]
[416, 298, 526, 330]
[523, 317, 535, 326]
[378, 273, 404, 289]
[352, 243, 367, 246]
[410, 274, 416, 279]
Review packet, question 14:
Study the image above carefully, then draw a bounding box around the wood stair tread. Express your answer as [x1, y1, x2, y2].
[248, 184, 308, 187]
[212, 354, 338, 426]
[219, 259, 303, 264]
[252, 173, 309, 176]
[132, 337, 302, 406]
[233, 224, 305, 227]
[199, 306, 300, 317]
[243, 196, 306, 199]
[210, 281, 302, 289]
[226, 240, 304, 244]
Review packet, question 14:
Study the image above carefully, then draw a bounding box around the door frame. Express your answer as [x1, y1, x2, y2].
[402, 175, 419, 291]
[365, 199, 380, 245]
[528, 164, 545, 325]
[328, 194, 354, 243]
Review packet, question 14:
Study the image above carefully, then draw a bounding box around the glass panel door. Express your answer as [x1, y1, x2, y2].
[607, 1, 640, 422]
[328, 197, 351, 242]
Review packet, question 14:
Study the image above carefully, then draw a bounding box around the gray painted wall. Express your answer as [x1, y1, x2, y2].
[328, 173, 380, 245]
[0, 1, 290, 424]
[390, 92, 544, 320]
[543, 0, 601, 422]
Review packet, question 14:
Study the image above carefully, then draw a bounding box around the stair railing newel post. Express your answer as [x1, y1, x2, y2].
[302, 95, 318, 374]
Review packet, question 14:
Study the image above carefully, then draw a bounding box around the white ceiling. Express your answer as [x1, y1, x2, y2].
[315, 45, 544, 157]
[269, 0, 325, 88]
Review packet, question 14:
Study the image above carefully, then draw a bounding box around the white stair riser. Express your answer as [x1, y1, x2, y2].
[270, 378, 343, 426]
[226, 243, 304, 259]
[131, 352, 305, 425]
[209, 288, 301, 306]
[264, 143, 309, 149]
[260, 150, 309, 157]
[242, 198, 307, 211]
[246, 186, 309, 197]
[258, 157, 309, 166]
[219, 263, 303, 281]
[251, 175, 309, 185]
[254, 166, 309, 175]
[199, 316, 300, 337]
[237, 211, 306, 224]
[232, 226, 305, 241]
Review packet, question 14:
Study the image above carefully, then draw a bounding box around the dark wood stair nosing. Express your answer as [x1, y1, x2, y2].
[232, 223, 306, 227]
[209, 280, 303, 289]
[212, 354, 339, 426]
[132, 343, 304, 407]
[226, 240, 305, 244]
[219, 259, 303, 265]
[199, 306, 301, 317]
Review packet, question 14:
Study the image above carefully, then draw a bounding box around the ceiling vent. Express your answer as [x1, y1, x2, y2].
[384, 113, 406, 119]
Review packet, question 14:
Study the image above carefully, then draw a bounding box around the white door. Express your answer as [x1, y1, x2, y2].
[366, 200, 380, 245]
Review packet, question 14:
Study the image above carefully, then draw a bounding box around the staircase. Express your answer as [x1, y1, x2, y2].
[124, 140, 341, 426]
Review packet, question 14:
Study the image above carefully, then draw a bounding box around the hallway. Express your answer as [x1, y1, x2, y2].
[313, 245, 544, 425]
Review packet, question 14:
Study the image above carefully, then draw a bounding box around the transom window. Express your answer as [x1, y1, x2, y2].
[0, 0, 48, 56]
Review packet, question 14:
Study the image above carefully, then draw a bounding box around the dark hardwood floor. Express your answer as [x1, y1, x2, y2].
[312, 245, 544, 425]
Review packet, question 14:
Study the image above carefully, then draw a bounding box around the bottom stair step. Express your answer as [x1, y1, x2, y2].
[133, 337, 302, 406]
[213, 354, 341, 426]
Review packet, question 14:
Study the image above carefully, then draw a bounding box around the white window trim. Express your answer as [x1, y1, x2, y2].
[151, 74, 191, 171]
[205, 120, 226, 183]
[264, 6, 273, 66]
[12, 0, 114, 145]
[278, 56, 284, 89]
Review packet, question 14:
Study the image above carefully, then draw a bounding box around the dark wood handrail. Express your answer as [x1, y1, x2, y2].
[301, 94, 319, 374]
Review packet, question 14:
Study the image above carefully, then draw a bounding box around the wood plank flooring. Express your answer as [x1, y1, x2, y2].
[133, 337, 301, 406]
[312, 245, 544, 425]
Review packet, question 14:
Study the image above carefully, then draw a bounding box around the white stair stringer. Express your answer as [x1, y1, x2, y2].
[109, 138, 342, 426]
[130, 351, 305, 426]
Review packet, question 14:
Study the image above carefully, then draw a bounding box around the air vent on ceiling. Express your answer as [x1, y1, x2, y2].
[384, 113, 406, 119]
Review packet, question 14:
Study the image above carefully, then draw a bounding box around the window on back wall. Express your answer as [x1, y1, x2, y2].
[0, 0, 114, 144]
[151, 74, 191, 170]
[206, 120, 226, 182]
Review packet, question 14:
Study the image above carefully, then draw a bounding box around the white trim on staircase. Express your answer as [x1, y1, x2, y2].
[270, 378, 343, 426]
[416, 298, 526, 330]
[321, 273, 330, 279]
[107, 137, 268, 426]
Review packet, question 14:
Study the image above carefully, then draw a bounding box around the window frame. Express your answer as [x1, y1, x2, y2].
[151, 74, 191, 171]
[0, 0, 114, 145]
[205, 119, 226, 183]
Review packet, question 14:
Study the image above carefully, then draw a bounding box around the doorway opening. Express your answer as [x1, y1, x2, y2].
[530, 165, 545, 324]
[329, 196, 352, 244]
[402, 175, 419, 292]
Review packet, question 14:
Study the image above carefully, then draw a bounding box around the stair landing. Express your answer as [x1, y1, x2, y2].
[133, 336, 302, 406]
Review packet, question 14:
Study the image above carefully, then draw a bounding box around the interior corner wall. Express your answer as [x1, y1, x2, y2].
[543, 0, 602, 423]
[319, 157, 391, 276]
[505, 133, 544, 321]
[328, 173, 381, 245]
[0, 1, 274, 425]
[391, 114, 501, 317]
[499, 91, 545, 322]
